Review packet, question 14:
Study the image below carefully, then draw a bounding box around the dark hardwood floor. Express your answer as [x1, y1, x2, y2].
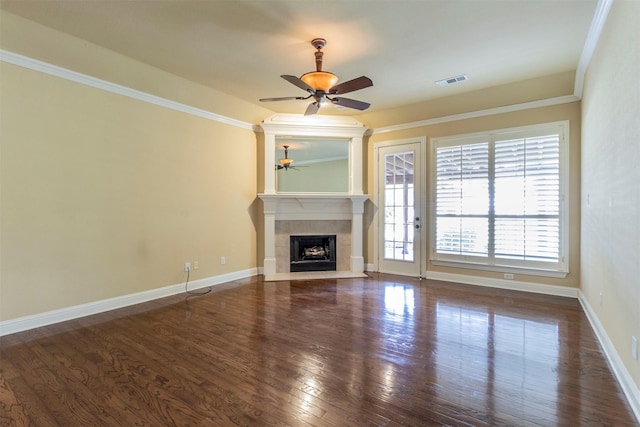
[1, 274, 637, 426]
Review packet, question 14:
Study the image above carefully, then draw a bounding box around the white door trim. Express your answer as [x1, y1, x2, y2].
[372, 137, 427, 277]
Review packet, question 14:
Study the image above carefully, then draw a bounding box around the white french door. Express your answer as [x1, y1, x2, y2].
[376, 140, 424, 277]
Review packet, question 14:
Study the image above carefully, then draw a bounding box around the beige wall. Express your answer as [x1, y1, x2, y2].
[0, 60, 259, 321]
[581, 0, 640, 387]
[364, 101, 581, 288]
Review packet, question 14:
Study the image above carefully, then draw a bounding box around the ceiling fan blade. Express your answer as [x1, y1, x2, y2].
[281, 75, 315, 93]
[260, 95, 311, 102]
[329, 97, 371, 111]
[304, 101, 320, 116]
[328, 76, 373, 95]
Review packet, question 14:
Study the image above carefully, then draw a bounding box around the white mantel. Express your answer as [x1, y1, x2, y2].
[258, 114, 370, 281]
[258, 194, 369, 280]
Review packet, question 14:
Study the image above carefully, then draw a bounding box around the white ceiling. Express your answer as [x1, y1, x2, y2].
[0, 0, 599, 116]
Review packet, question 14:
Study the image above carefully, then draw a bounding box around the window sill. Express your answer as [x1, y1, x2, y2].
[430, 259, 569, 279]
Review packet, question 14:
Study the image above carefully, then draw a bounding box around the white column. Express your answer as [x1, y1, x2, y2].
[263, 133, 276, 194]
[350, 136, 364, 195]
[350, 196, 366, 273]
[262, 197, 277, 278]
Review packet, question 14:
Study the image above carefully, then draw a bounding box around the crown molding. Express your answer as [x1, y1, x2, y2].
[371, 94, 580, 135]
[0, 49, 256, 131]
[574, 0, 614, 98]
[259, 113, 367, 137]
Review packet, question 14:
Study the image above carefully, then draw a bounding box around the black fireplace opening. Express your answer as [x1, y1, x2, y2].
[290, 235, 337, 272]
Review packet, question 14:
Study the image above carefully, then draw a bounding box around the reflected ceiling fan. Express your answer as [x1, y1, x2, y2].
[276, 145, 307, 171]
[260, 38, 373, 115]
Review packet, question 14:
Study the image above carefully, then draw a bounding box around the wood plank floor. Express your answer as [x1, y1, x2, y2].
[1, 274, 637, 426]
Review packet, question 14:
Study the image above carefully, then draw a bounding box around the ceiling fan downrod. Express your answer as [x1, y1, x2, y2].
[310, 38, 327, 72]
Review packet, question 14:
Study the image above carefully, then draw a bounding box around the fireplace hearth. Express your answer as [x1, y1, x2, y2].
[290, 235, 337, 272]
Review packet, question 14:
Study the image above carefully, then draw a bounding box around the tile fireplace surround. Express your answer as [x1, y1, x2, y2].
[258, 194, 369, 281]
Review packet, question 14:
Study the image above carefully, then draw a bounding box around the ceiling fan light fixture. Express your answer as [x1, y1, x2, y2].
[260, 37, 372, 115]
[301, 71, 338, 92]
[279, 145, 294, 168]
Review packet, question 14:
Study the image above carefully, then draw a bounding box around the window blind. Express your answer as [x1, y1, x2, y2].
[436, 142, 489, 257]
[432, 123, 567, 273]
[494, 135, 560, 262]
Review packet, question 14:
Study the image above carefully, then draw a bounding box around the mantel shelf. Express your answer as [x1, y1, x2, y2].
[258, 193, 369, 221]
[258, 193, 369, 200]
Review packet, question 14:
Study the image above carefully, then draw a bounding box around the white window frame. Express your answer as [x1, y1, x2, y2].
[430, 121, 569, 278]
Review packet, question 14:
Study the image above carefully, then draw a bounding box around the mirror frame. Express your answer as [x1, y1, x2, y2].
[275, 136, 350, 193]
[260, 114, 367, 195]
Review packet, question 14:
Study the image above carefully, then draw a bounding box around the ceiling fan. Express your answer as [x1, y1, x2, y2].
[260, 38, 373, 116]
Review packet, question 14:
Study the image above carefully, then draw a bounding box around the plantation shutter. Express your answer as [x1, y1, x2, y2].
[435, 141, 489, 258]
[494, 134, 560, 262]
[432, 123, 566, 273]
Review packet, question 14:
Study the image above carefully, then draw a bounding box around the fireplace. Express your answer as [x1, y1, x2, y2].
[290, 235, 337, 272]
[258, 194, 369, 281]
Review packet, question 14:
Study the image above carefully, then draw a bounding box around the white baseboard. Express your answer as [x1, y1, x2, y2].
[578, 291, 640, 423]
[425, 271, 637, 422]
[0, 268, 258, 337]
[425, 270, 579, 298]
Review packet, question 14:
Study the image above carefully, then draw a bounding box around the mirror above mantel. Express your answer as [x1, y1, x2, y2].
[259, 113, 368, 195]
[276, 136, 349, 193]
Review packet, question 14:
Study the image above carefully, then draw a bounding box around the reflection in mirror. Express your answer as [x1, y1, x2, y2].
[276, 137, 349, 193]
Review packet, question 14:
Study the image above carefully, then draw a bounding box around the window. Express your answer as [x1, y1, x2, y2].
[431, 122, 568, 276]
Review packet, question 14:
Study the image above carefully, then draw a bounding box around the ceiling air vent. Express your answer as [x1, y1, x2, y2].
[435, 74, 468, 87]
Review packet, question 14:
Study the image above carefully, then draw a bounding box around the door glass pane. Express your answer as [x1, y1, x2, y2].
[383, 151, 415, 262]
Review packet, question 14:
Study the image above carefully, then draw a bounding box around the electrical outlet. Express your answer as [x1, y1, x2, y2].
[184, 262, 191, 272]
[220, 256, 226, 265]
[193, 261, 199, 270]
[599, 292, 603, 307]
[632, 336, 638, 360]
[504, 273, 514, 280]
